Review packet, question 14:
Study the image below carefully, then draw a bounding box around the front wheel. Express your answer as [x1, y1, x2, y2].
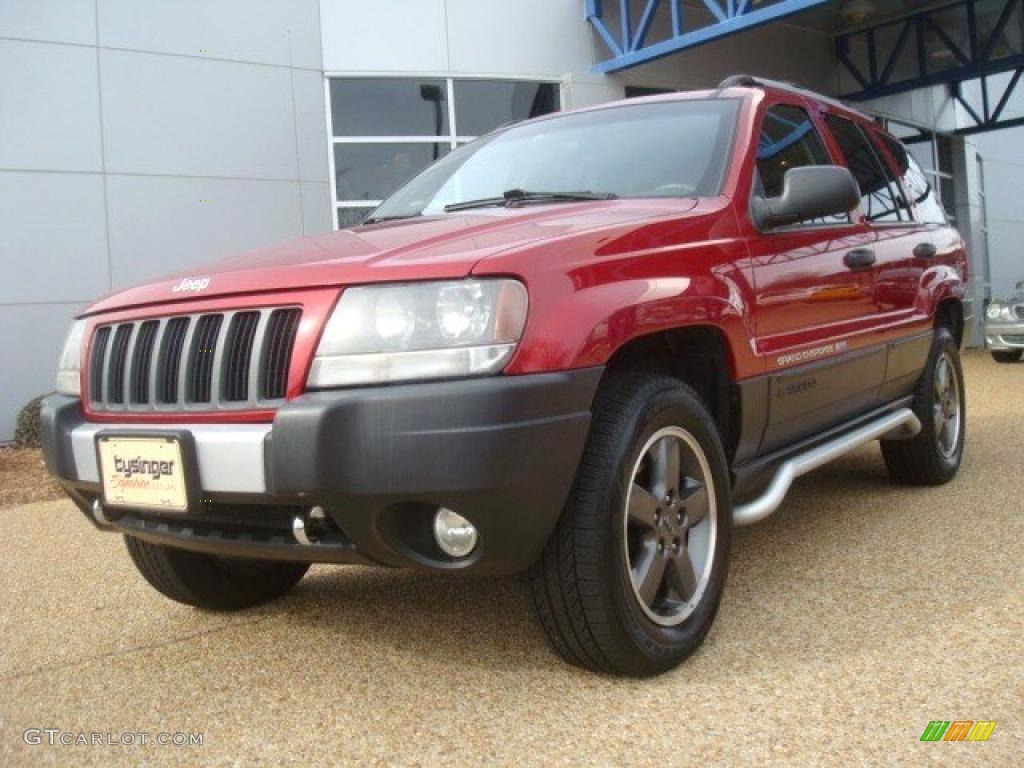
[125, 536, 309, 610]
[881, 327, 966, 485]
[992, 350, 1022, 364]
[528, 374, 731, 676]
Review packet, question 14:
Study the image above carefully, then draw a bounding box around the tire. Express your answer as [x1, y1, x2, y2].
[124, 536, 309, 610]
[528, 374, 732, 676]
[881, 327, 966, 486]
[992, 350, 1022, 364]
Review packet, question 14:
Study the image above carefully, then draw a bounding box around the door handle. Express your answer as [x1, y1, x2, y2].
[844, 248, 876, 270]
[913, 242, 938, 259]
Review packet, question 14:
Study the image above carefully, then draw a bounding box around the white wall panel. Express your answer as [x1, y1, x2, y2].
[106, 175, 304, 288]
[100, 50, 299, 180]
[99, 0, 321, 70]
[0, 40, 103, 171]
[0, 172, 109, 304]
[292, 69, 329, 182]
[445, 0, 592, 77]
[0, 0, 95, 44]
[301, 181, 333, 234]
[320, 0, 447, 73]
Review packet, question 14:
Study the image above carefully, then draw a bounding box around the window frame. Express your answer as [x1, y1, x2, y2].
[324, 73, 565, 229]
[822, 112, 910, 228]
[750, 101, 858, 233]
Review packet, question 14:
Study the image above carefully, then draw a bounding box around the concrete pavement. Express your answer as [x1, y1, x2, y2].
[1, 351, 1021, 766]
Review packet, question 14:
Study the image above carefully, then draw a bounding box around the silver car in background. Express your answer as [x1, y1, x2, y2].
[987, 281, 1024, 363]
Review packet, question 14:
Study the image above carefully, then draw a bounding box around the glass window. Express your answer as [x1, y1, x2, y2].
[329, 77, 561, 228]
[824, 114, 904, 223]
[756, 105, 848, 226]
[337, 207, 371, 228]
[330, 79, 449, 137]
[877, 134, 947, 224]
[371, 99, 740, 221]
[453, 80, 559, 136]
[756, 105, 831, 198]
[625, 86, 675, 98]
[333, 143, 450, 203]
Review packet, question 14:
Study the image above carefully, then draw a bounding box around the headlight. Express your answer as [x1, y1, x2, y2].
[55, 320, 87, 396]
[987, 303, 1014, 321]
[308, 279, 528, 388]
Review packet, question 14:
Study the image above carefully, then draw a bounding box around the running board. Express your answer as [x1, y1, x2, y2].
[732, 408, 921, 527]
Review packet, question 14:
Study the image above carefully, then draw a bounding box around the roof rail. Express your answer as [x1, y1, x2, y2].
[716, 74, 872, 121]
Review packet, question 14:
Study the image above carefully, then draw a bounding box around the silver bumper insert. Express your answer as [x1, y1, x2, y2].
[70, 422, 271, 494]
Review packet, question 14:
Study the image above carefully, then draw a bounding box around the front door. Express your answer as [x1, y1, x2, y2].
[749, 103, 885, 452]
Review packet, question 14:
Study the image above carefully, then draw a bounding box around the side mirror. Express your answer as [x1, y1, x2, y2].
[752, 166, 861, 229]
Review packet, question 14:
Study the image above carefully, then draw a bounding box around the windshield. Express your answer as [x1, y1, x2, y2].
[369, 98, 740, 221]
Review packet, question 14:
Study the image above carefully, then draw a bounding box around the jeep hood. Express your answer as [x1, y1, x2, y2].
[84, 199, 700, 316]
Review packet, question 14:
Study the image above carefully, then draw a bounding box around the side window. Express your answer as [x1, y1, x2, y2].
[879, 134, 948, 225]
[824, 115, 904, 223]
[756, 105, 848, 225]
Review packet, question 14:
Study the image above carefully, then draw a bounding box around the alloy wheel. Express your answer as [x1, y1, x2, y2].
[623, 426, 717, 627]
[933, 352, 962, 459]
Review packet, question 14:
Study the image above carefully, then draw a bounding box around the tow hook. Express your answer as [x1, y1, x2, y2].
[292, 506, 327, 546]
[92, 499, 114, 527]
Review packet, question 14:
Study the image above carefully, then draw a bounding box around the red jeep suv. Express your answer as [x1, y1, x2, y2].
[42, 76, 971, 675]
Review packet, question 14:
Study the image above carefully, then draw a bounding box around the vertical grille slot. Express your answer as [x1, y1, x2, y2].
[188, 314, 223, 403]
[89, 327, 111, 403]
[130, 321, 159, 403]
[261, 308, 301, 400]
[222, 312, 260, 402]
[107, 325, 134, 404]
[157, 317, 190, 404]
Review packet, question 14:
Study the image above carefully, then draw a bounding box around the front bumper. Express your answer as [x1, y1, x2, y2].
[41, 369, 602, 574]
[986, 322, 1024, 350]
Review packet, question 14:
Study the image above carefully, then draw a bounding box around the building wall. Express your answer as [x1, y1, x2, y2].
[972, 128, 1024, 298]
[0, 0, 330, 441]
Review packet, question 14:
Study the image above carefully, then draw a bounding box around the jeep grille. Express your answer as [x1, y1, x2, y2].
[87, 307, 301, 412]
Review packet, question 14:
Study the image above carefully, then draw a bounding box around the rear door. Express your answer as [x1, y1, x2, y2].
[749, 102, 884, 452]
[822, 115, 932, 325]
[823, 115, 938, 403]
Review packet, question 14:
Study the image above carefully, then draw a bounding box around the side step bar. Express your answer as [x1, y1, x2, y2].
[732, 408, 921, 527]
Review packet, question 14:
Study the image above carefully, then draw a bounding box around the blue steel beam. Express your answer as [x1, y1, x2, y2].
[586, 0, 832, 74]
[837, 0, 1024, 101]
[951, 67, 1024, 134]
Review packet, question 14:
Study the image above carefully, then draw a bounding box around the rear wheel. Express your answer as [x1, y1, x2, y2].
[881, 327, 965, 485]
[528, 374, 731, 676]
[992, 350, 1022, 364]
[125, 536, 309, 610]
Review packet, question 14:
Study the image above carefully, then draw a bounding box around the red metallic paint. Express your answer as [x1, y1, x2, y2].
[76, 85, 968, 424]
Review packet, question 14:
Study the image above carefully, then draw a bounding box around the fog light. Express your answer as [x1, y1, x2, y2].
[433, 508, 478, 558]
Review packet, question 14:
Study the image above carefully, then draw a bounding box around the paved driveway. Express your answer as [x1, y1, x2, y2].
[1, 352, 1020, 766]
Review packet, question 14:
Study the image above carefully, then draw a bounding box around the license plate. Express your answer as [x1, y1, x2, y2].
[97, 435, 189, 512]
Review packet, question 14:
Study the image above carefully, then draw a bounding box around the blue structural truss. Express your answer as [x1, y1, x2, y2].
[837, 0, 1024, 116]
[586, 0, 831, 74]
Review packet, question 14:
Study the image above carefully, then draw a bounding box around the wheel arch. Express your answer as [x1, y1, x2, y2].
[598, 325, 742, 461]
[935, 297, 965, 348]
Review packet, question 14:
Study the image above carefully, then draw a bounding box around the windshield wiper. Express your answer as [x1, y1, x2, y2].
[444, 188, 617, 213]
